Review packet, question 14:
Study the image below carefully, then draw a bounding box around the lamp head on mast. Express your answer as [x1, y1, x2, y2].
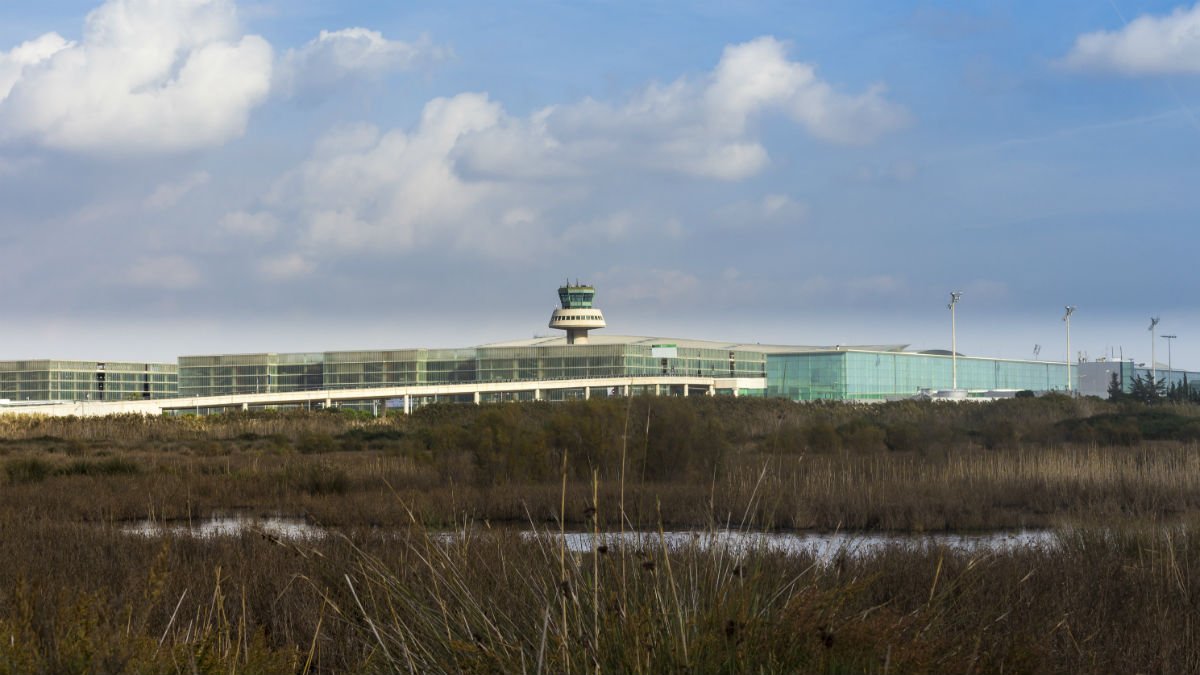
[1063, 306, 1076, 321]
[947, 291, 962, 311]
[1149, 317, 1160, 332]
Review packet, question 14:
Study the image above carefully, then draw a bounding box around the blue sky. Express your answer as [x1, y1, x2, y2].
[0, 0, 1197, 371]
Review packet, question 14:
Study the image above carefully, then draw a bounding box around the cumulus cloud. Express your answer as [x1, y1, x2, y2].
[262, 93, 541, 256]
[0, 0, 449, 153]
[0, 32, 72, 100]
[1063, 3, 1200, 74]
[456, 36, 909, 181]
[276, 28, 450, 102]
[230, 37, 906, 266]
[0, 0, 273, 153]
[143, 171, 211, 210]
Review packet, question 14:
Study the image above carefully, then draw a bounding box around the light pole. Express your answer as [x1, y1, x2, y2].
[1063, 306, 1076, 392]
[948, 291, 963, 390]
[1149, 317, 1160, 384]
[1163, 334, 1177, 391]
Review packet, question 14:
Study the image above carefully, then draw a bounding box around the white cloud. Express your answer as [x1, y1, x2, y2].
[275, 28, 450, 101]
[0, 32, 72, 100]
[259, 253, 313, 280]
[232, 37, 905, 264]
[456, 36, 909, 182]
[0, 0, 273, 153]
[219, 210, 279, 237]
[706, 36, 908, 145]
[1063, 3, 1200, 74]
[143, 171, 211, 210]
[0, 2, 450, 154]
[124, 255, 202, 289]
[264, 92, 529, 256]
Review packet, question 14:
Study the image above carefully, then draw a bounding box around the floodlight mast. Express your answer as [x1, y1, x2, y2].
[1149, 317, 1160, 384]
[948, 291, 963, 390]
[1063, 306, 1076, 392]
[1162, 335, 1177, 387]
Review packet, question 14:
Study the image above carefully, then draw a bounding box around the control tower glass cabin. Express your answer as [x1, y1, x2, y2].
[549, 283, 606, 345]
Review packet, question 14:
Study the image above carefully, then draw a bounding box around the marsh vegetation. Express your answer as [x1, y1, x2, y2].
[0, 395, 1198, 672]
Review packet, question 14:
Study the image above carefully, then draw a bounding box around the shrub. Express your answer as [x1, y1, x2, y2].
[296, 432, 338, 454]
[293, 463, 350, 495]
[4, 458, 52, 484]
[60, 458, 143, 477]
[806, 423, 841, 453]
[884, 422, 922, 453]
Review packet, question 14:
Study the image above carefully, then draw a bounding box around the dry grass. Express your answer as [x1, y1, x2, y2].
[0, 514, 1197, 673]
[0, 399, 1197, 671]
[0, 432, 1197, 531]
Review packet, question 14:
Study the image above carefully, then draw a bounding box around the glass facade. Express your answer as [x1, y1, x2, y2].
[179, 345, 768, 397]
[767, 351, 1077, 401]
[177, 353, 323, 397]
[0, 360, 178, 402]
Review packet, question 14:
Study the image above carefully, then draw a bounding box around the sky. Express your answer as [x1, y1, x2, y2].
[0, 1, 1198, 369]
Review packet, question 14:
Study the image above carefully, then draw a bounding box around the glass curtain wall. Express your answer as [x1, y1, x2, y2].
[179, 353, 322, 397]
[768, 351, 1077, 401]
[181, 345, 769, 397]
[476, 345, 766, 382]
[0, 361, 178, 402]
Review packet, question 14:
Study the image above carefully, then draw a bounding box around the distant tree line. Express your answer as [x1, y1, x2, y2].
[1108, 371, 1200, 404]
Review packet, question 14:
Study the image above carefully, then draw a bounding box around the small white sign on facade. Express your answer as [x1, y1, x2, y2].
[651, 344, 678, 358]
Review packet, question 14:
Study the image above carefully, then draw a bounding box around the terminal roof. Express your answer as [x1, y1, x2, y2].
[477, 334, 909, 353]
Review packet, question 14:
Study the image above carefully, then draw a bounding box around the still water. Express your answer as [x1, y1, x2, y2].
[123, 516, 1058, 559]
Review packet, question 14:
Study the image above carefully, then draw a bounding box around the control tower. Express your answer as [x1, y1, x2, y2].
[549, 282, 606, 345]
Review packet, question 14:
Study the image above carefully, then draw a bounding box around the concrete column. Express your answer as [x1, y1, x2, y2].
[325, 394, 332, 409]
[585, 387, 590, 400]
[403, 395, 411, 414]
[654, 384, 660, 396]
[624, 384, 631, 397]
[733, 387, 739, 398]
[683, 385, 689, 397]
[473, 390, 481, 404]
[534, 388, 541, 401]
[242, 402, 248, 411]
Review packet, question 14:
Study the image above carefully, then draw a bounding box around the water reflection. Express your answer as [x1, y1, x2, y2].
[542, 529, 1055, 559]
[123, 516, 1056, 559]
[123, 516, 322, 539]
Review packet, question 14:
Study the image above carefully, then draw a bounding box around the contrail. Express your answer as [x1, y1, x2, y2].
[1108, 0, 1200, 135]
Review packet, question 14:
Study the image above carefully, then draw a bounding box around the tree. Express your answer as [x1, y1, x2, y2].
[1128, 371, 1166, 404]
[1106, 373, 1124, 401]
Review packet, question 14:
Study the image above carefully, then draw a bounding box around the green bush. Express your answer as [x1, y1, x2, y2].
[4, 458, 52, 484]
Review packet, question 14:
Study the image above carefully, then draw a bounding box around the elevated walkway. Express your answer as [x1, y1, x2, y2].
[0, 376, 765, 417]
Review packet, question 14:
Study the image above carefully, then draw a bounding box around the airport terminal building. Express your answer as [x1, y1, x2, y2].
[174, 284, 1078, 405]
[1, 283, 1089, 412]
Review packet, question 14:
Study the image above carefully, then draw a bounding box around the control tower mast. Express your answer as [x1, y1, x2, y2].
[549, 281, 606, 345]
